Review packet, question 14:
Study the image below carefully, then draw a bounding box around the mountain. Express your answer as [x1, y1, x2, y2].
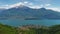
[0, 5, 60, 20]
[0, 8, 6, 12]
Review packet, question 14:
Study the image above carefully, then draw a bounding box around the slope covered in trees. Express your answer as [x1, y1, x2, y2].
[0, 23, 60, 34]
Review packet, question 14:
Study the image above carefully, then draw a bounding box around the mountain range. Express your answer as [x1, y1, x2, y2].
[0, 5, 60, 20]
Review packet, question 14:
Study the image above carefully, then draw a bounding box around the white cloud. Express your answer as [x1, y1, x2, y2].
[46, 7, 60, 12]
[45, 4, 51, 7]
[4, 1, 30, 9]
[0, 5, 9, 9]
[2, 1, 35, 9]
[0, 1, 60, 12]
[9, 2, 24, 8]
[0, 1, 51, 9]
[28, 5, 41, 9]
[23, 1, 28, 4]
[2, 2, 25, 9]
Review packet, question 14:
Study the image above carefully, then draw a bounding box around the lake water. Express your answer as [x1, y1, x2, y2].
[0, 19, 60, 27]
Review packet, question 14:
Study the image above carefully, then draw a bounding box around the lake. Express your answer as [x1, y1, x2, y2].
[0, 19, 60, 27]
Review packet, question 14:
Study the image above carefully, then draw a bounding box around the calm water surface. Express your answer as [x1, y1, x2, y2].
[0, 19, 60, 27]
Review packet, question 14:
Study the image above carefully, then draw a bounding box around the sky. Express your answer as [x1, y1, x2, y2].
[0, 0, 60, 12]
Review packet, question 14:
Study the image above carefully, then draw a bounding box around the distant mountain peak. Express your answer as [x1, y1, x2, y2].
[0, 6, 60, 20]
[39, 8, 47, 11]
[8, 3, 30, 9]
[40, 8, 46, 9]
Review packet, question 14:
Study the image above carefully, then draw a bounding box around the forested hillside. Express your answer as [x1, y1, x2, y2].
[0, 23, 60, 34]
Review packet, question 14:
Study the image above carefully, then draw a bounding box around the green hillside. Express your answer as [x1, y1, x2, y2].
[18, 25, 60, 34]
[0, 23, 60, 34]
[0, 23, 18, 34]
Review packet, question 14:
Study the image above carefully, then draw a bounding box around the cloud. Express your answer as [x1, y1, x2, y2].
[0, 1, 51, 9]
[0, 1, 36, 9]
[28, 5, 41, 9]
[0, 1, 60, 12]
[46, 7, 60, 12]
[0, 2, 25, 9]
[0, 5, 9, 9]
[9, 2, 24, 8]
[23, 1, 28, 4]
[0, 1, 29, 9]
[4, 1, 30, 9]
[45, 4, 51, 7]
